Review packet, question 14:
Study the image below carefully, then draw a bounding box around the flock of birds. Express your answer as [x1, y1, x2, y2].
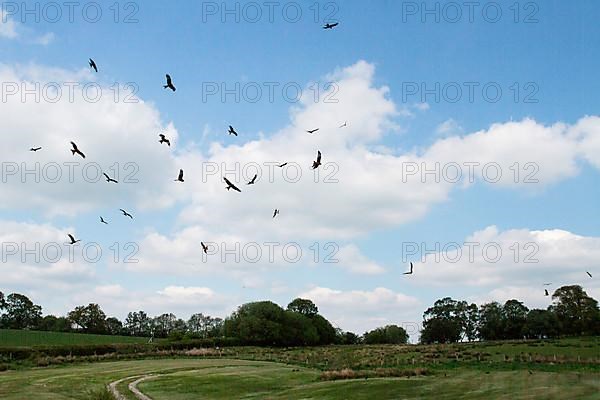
[28, 23, 340, 253]
[26, 22, 595, 289]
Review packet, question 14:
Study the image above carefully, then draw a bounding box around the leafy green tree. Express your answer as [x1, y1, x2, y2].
[311, 314, 337, 345]
[287, 298, 319, 317]
[152, 313, 179, 338]
[36, 315, 72, 332]
[1, 293, 42, 329]
[523, 309, 559, 339]
[502, 299, 529, 339]
[478, 302, 505, 340]
[124, 311, 151, 336]
[550, 285, 600, 336]
[224, 301, 286, 345]
[420, 298, 466, 343]
[363, 325, 409, 344]
[105, 317, 123, 335]
[282, 311, 319, 346]
[67, 304, 107, 334]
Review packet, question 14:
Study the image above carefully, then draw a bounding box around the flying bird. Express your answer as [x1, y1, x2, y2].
[228, 125, 238, 136]
[119, 209, 133, 219]
[306, 128, 320, 134]
[273, 209, 280, 218]
[100, 216, 108, 225]
[201, 242, 208, 254]
[29, 147, 42, 152]
[103, 173, 118, 183]
[67, 234, 80, 245]
[587, 271, 593, 278]
[175, 169, 184, 182]
[323, 22, 339, 29]
[89, 58, 98, 72]
[159, 134, 171, 146]
[247, 174, 257, 185]
[163, 74, 176, 91]
[312, 150, 322, 169]
[223, 177, 241, 192]
[70, 141, 85, 158]
[403, 262, 414, 275]
[278, 163, 288, 168]
[544, 289, 549, 296]
[543, 283, 552, 286]
[339, 121, 347, 128]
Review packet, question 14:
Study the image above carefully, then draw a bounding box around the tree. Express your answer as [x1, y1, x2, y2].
[502, 299, 529, 339]
[36, 315, 71, 332]
[281, 311, 319, 346]
[523, 309, 559, 339]
[287, 298, 319, 317]
[1, 293, 42, 329]
[363, 325, 409, 344]
[311, 314, 337, 345]
[124, 311, 151, 337]
[105, 317, 123, 335]
[550, 285, 600, 336]
[0, 291, 5, 310]
[67, 304, 107, 334]
[224, 301, 286, 345]
[478, 302, 504, 340]
[420, 298, 466, 343]
[152, 313, 178, 338]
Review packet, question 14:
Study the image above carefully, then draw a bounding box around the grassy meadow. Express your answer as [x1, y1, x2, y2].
[0, 334, 598, 399]
[0, 329, 150, 347]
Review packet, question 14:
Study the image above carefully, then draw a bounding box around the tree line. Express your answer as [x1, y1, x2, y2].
[1, 285, 598, 346]
[420, 285, 600, 343]
[0, 292, 405, 345]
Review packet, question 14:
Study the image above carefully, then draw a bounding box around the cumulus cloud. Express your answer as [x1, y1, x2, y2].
[0, 64, 180, 216]
[298, 286, 421, 335]
[411, 226, 600, 290]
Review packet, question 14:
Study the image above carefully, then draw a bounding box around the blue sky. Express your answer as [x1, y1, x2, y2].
[1, 0, 599, 339]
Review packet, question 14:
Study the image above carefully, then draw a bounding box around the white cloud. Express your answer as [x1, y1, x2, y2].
[412, 226, 600, 291]
[336, 244, 386, 275]
[298, 286, 421, 335]
[435, 118, 463, 136]
[0, 64, 181, 216]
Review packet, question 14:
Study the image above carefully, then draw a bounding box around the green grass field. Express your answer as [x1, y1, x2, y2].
[0, 329, 150, 347]
[0, 358, 598, 400]
[0, 336, 598, 399]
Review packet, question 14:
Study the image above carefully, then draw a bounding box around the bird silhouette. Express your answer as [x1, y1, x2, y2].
[312, 150, 322, 169]
[544, 289, 549, 296]
[100, 216, 108, 225]
[403, 262, 414, 275]
[228, 125, 238, 136]
[306, 128, 320, 134]
[247, 174, 257, 185]
[89, 58, 98, 72]
[224, 177, 241, 192]
[70, 141, 85, 158]
[201, 242, 208, 254]
[119, 209, 133, 219]
[323, 22, 339, 29]
[67, 234, 80, 245]
[587, 271, 593, 278]
[278, 163, 288, 168]
[543, 283, 552, 286]
[159, 134, 171, 146]
[273, 209, 280, 218]
[339, 121, 347, 128]
[103, 173, 118, 183]
[29, 147, 42, 152]
[175, 169, 184, 182]
[163, 74, 176, 91]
